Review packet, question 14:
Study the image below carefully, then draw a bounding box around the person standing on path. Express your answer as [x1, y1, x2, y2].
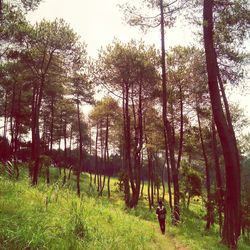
[156, 200, 167, 234]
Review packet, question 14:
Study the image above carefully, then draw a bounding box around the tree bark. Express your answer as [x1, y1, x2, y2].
[203, 0, 241, 247]
[123, 83, 131, 206]
[160, 0, 180, 224]
[76, 100, 82, 196]
[31, 50, 54, 185]
[176, 85, 184, 170]
[3, 91, 8, 138]
[197, 104, 212, 230]
[212, 120, 223, 236]
[63, 114, 67, 186]
[94, 122, 99, 187]
[130, 80, 143, 207]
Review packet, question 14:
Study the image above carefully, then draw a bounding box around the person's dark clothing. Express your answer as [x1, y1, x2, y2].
[156, 206, 166, 234]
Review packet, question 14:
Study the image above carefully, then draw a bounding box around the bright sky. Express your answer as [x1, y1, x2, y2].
[26, 0, 250, 131]
[26, 0, 194, 57]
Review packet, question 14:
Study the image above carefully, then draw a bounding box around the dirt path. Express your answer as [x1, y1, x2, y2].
[148, 222, 190, 250]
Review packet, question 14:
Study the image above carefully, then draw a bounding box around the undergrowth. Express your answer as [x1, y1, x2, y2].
[0, 169, 249, 250]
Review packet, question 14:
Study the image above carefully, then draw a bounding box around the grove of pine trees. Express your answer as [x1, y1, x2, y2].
[0, 0, 250, 249]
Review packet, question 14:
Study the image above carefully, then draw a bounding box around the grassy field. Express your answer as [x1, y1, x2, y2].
[0, 169, 249, 250]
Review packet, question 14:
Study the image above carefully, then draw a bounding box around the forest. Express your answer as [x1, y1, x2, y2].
[0, 0, 250, 249]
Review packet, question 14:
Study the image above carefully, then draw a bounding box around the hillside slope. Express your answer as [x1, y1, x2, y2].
[0, 175, 186, 250]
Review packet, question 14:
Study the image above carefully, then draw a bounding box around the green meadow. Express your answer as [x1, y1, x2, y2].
[0, 169, 248, 250]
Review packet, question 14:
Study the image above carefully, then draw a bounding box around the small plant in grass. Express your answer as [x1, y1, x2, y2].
[69, 200, 91, 240]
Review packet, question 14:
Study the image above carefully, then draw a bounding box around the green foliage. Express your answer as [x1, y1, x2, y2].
[180, 160, 202, 208]
[97, 39, 160, 97]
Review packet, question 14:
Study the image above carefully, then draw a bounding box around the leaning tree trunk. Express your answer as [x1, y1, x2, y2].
[203, 1, 241, 247]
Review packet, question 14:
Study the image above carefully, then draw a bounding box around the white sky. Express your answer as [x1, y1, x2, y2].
[26, 0, 195, 57]
[26, 0, 250, 132]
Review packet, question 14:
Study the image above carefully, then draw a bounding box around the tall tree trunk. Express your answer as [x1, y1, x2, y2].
[63, 114, 67, 186]
[144, 125, 152, 209]
[147, 151, 153, 209]
[161, 160, 166, 201]
[203, 1, 241, 247]
[49, 96, 54, 153]
[13, 88, 22, 179]
[47, 96, 55, 185]
[151, 158, 154, 207]
[160, 0, 180, 224]
[141, 179, 144, 198]
[212, 120, 223, 236]
[95, 122, 99, 188]
[99, 116, 109, 196]
[130, 81, 143, 207]
[197, 104, 212, 230]
[123, 84, 131, 206]
[177, 85, 184, 170]
[89, 127, 92, 186]
[99, 122, 104, 192]
[166, 144, 173, 212]
[31, 48, 54, 185]
[105, 117, 111, 198]
[10, 82, 16, 157]
[32, 80, 44, 185]
[3, 91, 8, 138]
[76, 100, 82, 196]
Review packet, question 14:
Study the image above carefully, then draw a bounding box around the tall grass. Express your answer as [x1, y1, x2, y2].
[0, 169, 249, 250]
[0, 174, 168, 249]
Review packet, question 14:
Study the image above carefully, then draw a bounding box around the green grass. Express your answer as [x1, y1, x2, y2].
[0, 173, 175, 250]
[0, 169, 249, 250]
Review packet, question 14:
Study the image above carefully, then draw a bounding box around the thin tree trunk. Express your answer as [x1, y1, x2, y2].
[32, 50, 54, 185]
[13, 88, 22, 179]
[177, 85, 184, 170]
[76, 100, 82, 196]
[141, 178, 144, 198]
[99, 122, 104, 192]
[63, 114, 67, 186]
[166, 144, 173, 212]
[151, 158, 154, 207]
[160, 0, 180, 224]
[130, 81, 143, 207]
[123, 84, 131, 206]
[99, 116, 109, 196]
[197, 103, 212, 230]
[3, 92, 8, 138]
[10, 82, 16, 158]
[161, 160, 166, 201]
[32, 82, 43, 185]
[95, 122, 99, 188]
[212, 120, 223, 236]
[89, 127, 92, 186]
